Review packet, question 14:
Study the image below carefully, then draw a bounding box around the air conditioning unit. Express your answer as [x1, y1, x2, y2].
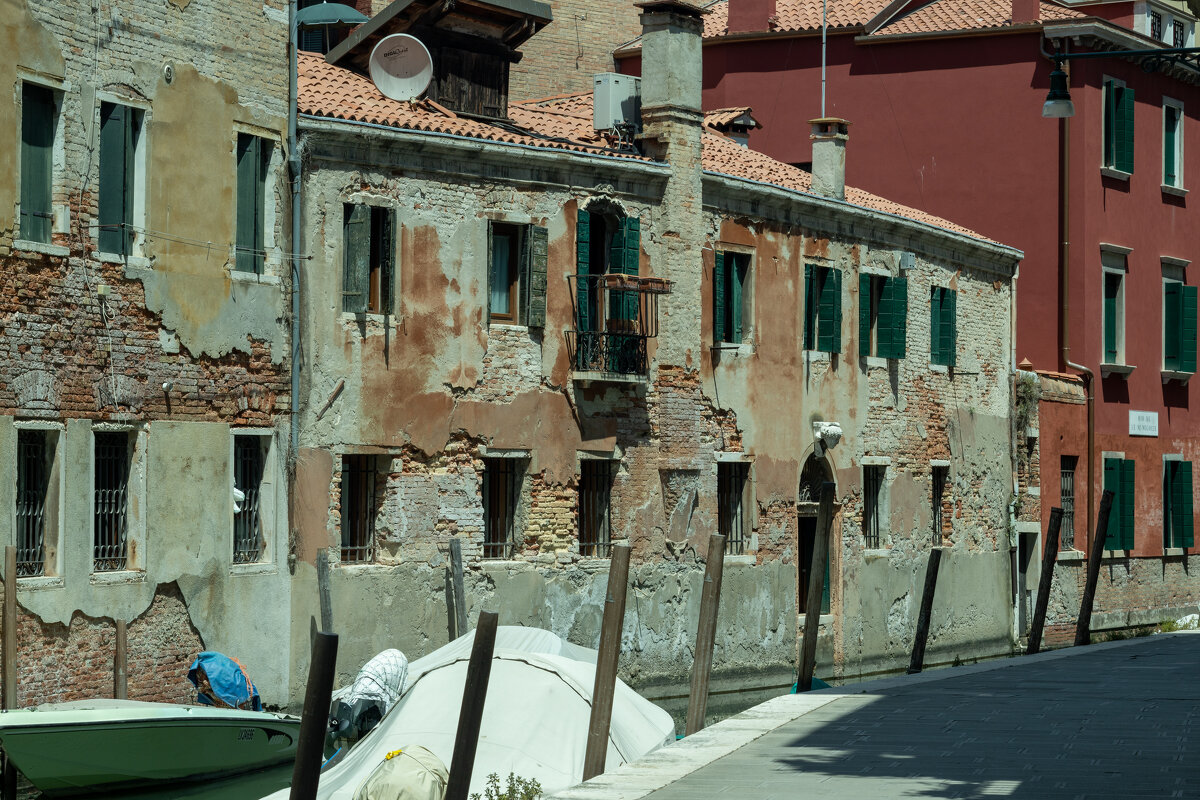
[593, 73, 641, 132]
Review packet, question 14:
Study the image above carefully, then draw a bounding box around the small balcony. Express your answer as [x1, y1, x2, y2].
[566, 273, 672, 382]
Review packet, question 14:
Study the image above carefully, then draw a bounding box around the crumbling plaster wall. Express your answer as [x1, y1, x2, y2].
[0, 0, 293, 702]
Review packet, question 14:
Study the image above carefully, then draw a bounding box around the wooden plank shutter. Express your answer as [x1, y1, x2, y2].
[1165, 282, 1182, 370]
[1117, 86, 1135, 173]
[828, 269, 843, 353]
[817, 268, 836, 353]
[235, 135, 259, 273]
[576, 209, 591, 332]
[1183, 285, 1198, 373]
[609, 217, 640, 322]
[930, 288, 942, 364]
[1104, 81, 1116, 168]
[804, 264, 816, 350]
[1104, 276, 1119, 362]
[714, 250, 727, 344]
[1103, 458, 1122, 550]
[524, 225, 548, 328]
[890, 276, 908, 359]
[731, 254, 745, 343]
[98, 103, 128, 255]
[859, 274, 872, 357]
[20, 84, 54, 244]
[1179, 461, 1195, 548]
[122, 109, 139, 255]
[342, 204, 369, 313]
[380, 210, 395, 315]
[943, 290, 957, 368]
[1165, 106, 1178, 185]
[1120, 458, 1136, 550]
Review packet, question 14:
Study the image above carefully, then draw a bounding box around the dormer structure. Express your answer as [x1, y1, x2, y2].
[326, 0, 552, 117]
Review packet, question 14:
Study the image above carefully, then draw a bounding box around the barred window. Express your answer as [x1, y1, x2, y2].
[16, 430, 53, 577]
[718, 461, 750, 555]
[579, 460, 615, 557]
[340, 455, 377, 564]
[233, 435, 267, 564]
[94, 432, 131, 571]
[1060, 456, 1077, 550]
[1151, 11, 1163, 40]
[1174, 19, 1187, 48]
[483, 458, 523, 559]
[863, 465, 886, 550]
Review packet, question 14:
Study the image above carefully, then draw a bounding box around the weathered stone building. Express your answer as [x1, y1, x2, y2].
[291, 0, 1023, 719]
[0, 0, 293, 703]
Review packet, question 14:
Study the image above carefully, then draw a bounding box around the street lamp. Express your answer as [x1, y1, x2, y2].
[1042, 44, 1200, 118]
[1042, 63, 1074, 118]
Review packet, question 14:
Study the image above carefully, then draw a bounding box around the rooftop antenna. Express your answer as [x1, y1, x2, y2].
[821, 0, 828, 116]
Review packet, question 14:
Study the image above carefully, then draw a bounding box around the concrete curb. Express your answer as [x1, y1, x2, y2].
[545, 633, 1192, 800]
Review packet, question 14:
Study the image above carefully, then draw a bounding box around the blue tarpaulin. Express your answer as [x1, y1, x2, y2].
[188, 652, 262, 711]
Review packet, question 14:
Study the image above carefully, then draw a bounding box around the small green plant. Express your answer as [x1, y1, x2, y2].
[470, 773, 543, 800]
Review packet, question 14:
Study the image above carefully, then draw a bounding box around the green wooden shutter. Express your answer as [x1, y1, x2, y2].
[818, 268, 840, 353]
[1165, 105, 1179, 185]
[859, 274, 872, 357]
[714, 250, 727, 344]
[1121, 458, 1136, 550]
[1179, 461, 1194, 548]
[610, 217, 640, 321]
[1117, 86, 1135, 174]
[1104, 81, 1116, 168]
[831, 269, 843, 353]
[623, 217, 640, 276]
[944, 290, 957, 368]
[576, 209, 591, 332]
[804, 264, 816, 350]
[1104, 275, 1119, 362]
[342, 205, 369, 313]
[1165, 282, 1183, 371]
[98, 103, 128, 255]
[890, 276, 908, 359]
[930, 288, 942, 364]
[235, 135, 259, 273]
[731, 254, 745, 343]
[380, 210, 395, 315]
[1103, 458, 1122, 550]
[524, 225, 547, 328]
[1183, 285, 1198, 373]
[20, 84, 54, 244]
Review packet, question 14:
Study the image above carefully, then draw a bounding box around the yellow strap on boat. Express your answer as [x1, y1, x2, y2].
[384, 749, 403, 761]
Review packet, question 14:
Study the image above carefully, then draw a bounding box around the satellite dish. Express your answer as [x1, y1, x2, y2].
[369, 34, 433, 102]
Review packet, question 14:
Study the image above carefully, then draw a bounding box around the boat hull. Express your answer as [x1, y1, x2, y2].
[0, 700, 300, 796]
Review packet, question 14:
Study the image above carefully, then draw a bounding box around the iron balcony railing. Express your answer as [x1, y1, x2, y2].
[566, 273, 671, 378]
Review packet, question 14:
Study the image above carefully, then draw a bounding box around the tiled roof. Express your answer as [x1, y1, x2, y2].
[704, 107, 762, 129]
[298, 53, 635, 158]
[869, 0, 1086, 36]
[701, 0, 892, 36]
[300, 54, 992, 244]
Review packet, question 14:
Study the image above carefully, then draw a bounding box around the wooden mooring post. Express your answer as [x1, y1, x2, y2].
[685, 533, 726, 736]
[316, 548, 333, 634]
[449, 538, 468, 640]
[113, 619, 128, 700]
[798, 483, 836, 692]
[583, 543, 631, 781]
[1075, 490, 1114, 647]
[3, 546, 15, 800]
[907, 547, 943, 674]
[289, 631, 338, 800]
[1026, 508, 1063, 655]
[446, 610, 498, 800]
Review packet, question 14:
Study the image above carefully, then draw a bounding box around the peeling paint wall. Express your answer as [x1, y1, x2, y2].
[0, 0, 293, 704]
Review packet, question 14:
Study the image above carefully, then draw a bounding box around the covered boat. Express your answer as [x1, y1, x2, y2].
[264, 627, 676, 800]
[0, 698, 300, 796]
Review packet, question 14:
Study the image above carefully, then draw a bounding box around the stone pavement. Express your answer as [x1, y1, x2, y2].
[548, 633, 1200, 800]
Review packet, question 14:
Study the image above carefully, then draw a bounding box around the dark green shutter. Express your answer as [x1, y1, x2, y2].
[731, 254, 745, 343]
[830, 268, 843, 353]
[235, 135, 262, 273]
[943, 290, 957, 368]
[859, 274, 872, 357]
[342, 204, 369, 313]
[20, 84, 54, 244]
[1165, 105, 1179, 185]
[1116, 86, 1135, 174]
[623, 217, 640, 276]
[98, 103, 129, 255]
[380, 210, 395, 314]
[1104, 81, 1116, 169]
[818, 268, 840, 353]
[804, 264, 816, 350]
[889, 276, 908, 359]
[1121, 459, 1136, 550]
[1165, 282, 1182, 370]
[610, 217, 639, 322]
[576, 208, 591, 332]
[930, 288, 942, 364]
[714, 250, 727, 344]
[1179, 461, 1194, 548]
[1104, 274, 1119, 363]
[524, 225, 547, 328]
[1103, 458, 1122, 550]
[1183, 285, 1198, 373]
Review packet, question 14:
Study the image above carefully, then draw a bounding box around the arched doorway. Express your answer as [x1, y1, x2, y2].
[798, 452, 833, 613]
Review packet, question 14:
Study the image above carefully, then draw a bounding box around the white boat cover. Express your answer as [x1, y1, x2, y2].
[351, 745, 447, 800]
[346, 649, 409, 712]
[263, 627, 675, 800]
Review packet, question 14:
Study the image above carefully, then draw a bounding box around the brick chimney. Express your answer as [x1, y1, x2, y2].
[1012, 0, 1039, 24]
[728, 0, 777, 33]
[636, 1, 705, 154]
[809, 118, 850, 201]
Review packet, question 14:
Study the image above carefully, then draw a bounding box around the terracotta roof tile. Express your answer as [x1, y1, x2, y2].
[704, 107, 762, 128]
[702, 0, 893, 36]
[870, 0, 1085, 35]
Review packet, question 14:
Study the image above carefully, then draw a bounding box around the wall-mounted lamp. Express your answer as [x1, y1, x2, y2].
[1042, 43, 1200, 119]
[1042, 61, 1074, 118]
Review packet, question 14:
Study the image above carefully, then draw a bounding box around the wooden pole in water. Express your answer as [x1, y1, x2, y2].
[685, 533, 726, 736]
[799, 482, 836, 691]
[907, 547, 943, 674]
[583, 543, 631, 781]
[1027, 507, 1063, 656]
[114, 619, 128, 700]
[316, 548, 333, 633]
[446, 610, 498, 800]
[3, 546, 15, 800]
[449, 538, 468, 639]
[1076, 490, 1114, 647]
[289, 631, 338, 800]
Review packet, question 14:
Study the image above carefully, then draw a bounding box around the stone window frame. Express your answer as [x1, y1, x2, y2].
[712, 241, 756, 356]
[715, 451, 754, 558]
[89, 422, 148, 582]
[479, 446, 532, 562]
[92, 91, 152, 266]
[1161, 256, 1194, 382]
[12, 419, 66, 585]
[861, 456, 891, 554]
[1099, 244, 1134, 377]
[13, 71, 70, 257]
[229, 428, 278, 574]
[577, 450, 619, 559]
[1162, 452, 1192, 555]
[230, 122, 284, 281]
[337, 190, 401, 322]
[1162, 96, 1186, 194]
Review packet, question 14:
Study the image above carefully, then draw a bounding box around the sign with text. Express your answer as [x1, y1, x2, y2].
[1129, 410, 1159, 437]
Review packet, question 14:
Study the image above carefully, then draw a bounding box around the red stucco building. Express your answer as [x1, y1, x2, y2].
[619, 0, 1200, 639]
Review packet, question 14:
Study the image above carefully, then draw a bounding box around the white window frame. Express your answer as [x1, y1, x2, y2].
[1101, 76, 1131, 180]
[861, 456, 891, 552]
[1100, 246, 1132, 376]
[1162, 97, 1186, 193]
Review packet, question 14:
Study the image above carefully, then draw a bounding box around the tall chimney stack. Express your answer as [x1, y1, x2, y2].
[728, 0, 777, 33]
[809, 118, 850, 201]
[1012, 0, 1039, 24]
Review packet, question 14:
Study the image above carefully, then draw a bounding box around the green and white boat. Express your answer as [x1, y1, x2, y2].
[0, 699, 300, 796]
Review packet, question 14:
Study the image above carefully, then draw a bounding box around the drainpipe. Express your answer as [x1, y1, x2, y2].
[1058, 111, 1095, 550]
[289, 1, 302, 468]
